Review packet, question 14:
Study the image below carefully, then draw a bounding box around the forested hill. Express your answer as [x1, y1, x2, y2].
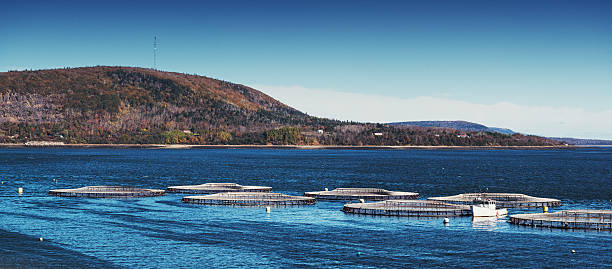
[0, 67, 564, 146]
[0, 66, 321, 144]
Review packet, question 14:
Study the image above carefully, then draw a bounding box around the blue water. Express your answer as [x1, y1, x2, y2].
[0, 148, 610, 268]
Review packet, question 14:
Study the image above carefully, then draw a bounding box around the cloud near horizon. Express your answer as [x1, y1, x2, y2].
[253, 84, 612, 140]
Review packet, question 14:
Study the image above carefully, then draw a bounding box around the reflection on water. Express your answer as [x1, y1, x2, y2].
[472, 217, 503, 231]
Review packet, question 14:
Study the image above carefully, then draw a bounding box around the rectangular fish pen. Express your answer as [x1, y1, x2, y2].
[509, 210, 612, 230]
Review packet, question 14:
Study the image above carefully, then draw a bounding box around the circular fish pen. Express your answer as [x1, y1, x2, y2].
[167, 183, 272, 194]
[182, 192, 315, 206]
[427, 193, 561, 208]
[48, 186, 165, 198]
[343, 200, 471, 217]
[304, 188, 419, 201]
[510, 210, 612, 230]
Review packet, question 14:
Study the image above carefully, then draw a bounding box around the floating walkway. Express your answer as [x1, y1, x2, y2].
[510, 210, 612, 230]
[182, 192, 315, 206]
[427, 193, 561, 208]
[167, 183, 272, 194]
[343, 200, 471, 217]
[48, 186, 165, 198]
[304, 188, 419, 201]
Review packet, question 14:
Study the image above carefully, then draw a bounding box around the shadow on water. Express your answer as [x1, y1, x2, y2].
[0, 229, 121, 268]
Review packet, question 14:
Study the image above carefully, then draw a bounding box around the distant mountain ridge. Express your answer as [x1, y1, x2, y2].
[388, 121, 515, 135]
[549, 137, 612, 146]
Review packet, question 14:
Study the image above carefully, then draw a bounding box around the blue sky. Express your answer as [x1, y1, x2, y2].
[2, 1, 611, 138]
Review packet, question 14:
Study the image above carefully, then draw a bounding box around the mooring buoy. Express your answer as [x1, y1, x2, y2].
[443, 218, 450, 224]
[266, 206, 271, 213]
[18, 187, 23, 194]
[39, 237, 43, 242]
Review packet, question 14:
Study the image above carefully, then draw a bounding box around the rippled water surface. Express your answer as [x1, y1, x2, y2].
[0, 148, 611, 268]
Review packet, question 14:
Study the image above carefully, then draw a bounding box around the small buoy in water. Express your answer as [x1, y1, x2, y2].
[39, 237, 43, 242]
[357, 251, 361, 256]
[571, 250, 576, 254]
[324, 188, 328, 191]
[265, 206, 271, 213]
[1, 181, 4, 184]
[359, 199, 365, 203]
[18, 187, 23, 194]
[543, 206, 548, 213]
[443, 218, 450, 224]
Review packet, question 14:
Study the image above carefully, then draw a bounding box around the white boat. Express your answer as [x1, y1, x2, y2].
[471, 197, 508, 217]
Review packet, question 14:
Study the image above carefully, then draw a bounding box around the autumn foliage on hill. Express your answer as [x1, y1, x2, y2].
[0, 67, 563, 146]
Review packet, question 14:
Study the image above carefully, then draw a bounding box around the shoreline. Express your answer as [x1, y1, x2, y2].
[0, 143, 587, 150]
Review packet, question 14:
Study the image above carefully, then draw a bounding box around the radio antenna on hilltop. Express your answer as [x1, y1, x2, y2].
[153, 35, 158, 70]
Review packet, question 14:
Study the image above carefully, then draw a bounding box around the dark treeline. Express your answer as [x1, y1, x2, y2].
[0, 121, 562, 146]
